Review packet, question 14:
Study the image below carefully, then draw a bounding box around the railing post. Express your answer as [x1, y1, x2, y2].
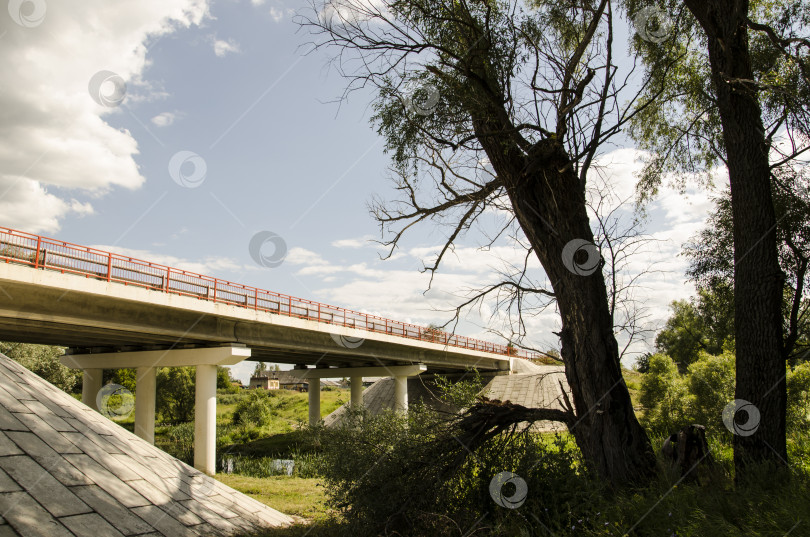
[318, 303, 321, 322]
[34, 237, 41, 268]
[164, 268, 170, 292]
[254, 288, 258, 310]
[106, 253, 112, 282]
[213, 280, 217, 302]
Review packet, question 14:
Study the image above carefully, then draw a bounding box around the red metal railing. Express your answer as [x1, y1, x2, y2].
[0, 226, 537, 360]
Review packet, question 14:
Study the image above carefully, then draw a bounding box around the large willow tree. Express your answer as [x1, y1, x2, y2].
[303, 0, 668, 484]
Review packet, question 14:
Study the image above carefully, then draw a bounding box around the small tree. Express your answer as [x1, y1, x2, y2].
[217, 366, 238, 393]
[156, 367, 195, 423]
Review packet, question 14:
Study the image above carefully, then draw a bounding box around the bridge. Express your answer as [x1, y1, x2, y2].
[0, 226, 534, 474]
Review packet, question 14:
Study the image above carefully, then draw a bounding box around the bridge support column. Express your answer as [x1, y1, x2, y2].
[194, 364, 217, 475]
[308, 381, 320, 426]
[291, 364, 426, 418]
[82, 368, 103, 411]
[394, 375, 408, 413]
[135, 367, 156, 444]
[350, 376, 363, 409]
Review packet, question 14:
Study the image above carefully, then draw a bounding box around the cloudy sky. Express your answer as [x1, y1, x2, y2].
[0, 0, 716, 383]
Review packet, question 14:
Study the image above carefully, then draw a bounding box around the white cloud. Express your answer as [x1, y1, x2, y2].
[213, 38, 241, 57]
[269, 7, 284, 22]
[150, 111, 180, 127]
[285, 247, 330, 267]
[331, 235, 374, 249]
[0, 0, 210, 233]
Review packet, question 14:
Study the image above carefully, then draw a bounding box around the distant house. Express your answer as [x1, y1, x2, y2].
[249, 376, 280, 390]
[270, 371, 309, 393]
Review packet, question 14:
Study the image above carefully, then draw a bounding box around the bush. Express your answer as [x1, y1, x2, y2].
[310, 373, 604, 536]
[685, 350, 735, 431]
[639, 353, 690, 434]
[232, 390, 273, 427]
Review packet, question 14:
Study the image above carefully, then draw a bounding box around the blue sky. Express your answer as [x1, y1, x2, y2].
[1, 0, 716, 383]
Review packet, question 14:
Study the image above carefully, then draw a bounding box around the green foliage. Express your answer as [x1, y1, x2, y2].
[685, 350, 735, 430]
[313, 372, 598, 536]
[787, 361, 810, 433]
[104, 368, 136, 393]
[627, 0, 810, 194]
[217, 366, 239, 393]
[156, 367, 195, 424]
[654, 285, 734, 371]
[432, 369, 484, 407]
[638, 353, 690, 434]
[638, 349, 810, 440]
[0, 342, 80, 392]
[684, 173, 810, 362]
[157, 421, 195, 464]
[232, 390, 274, 427]
[218, 452, 322, 478]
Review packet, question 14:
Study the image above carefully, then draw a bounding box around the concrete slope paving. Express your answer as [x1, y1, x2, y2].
[0, 352, 292, 537]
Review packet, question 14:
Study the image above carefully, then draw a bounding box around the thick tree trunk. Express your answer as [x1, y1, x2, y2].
[484, 135, 656, 484]
[685, 0, 787, 474]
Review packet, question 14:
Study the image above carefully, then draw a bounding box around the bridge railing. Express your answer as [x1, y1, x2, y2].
[0, 226, 539, 360]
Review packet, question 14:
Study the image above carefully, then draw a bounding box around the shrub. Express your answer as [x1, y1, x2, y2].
[639, 353, 690, 434]
[232, 390, 273, 427]
[312, 372, 602, 536]
[686, 350, 735, 431]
